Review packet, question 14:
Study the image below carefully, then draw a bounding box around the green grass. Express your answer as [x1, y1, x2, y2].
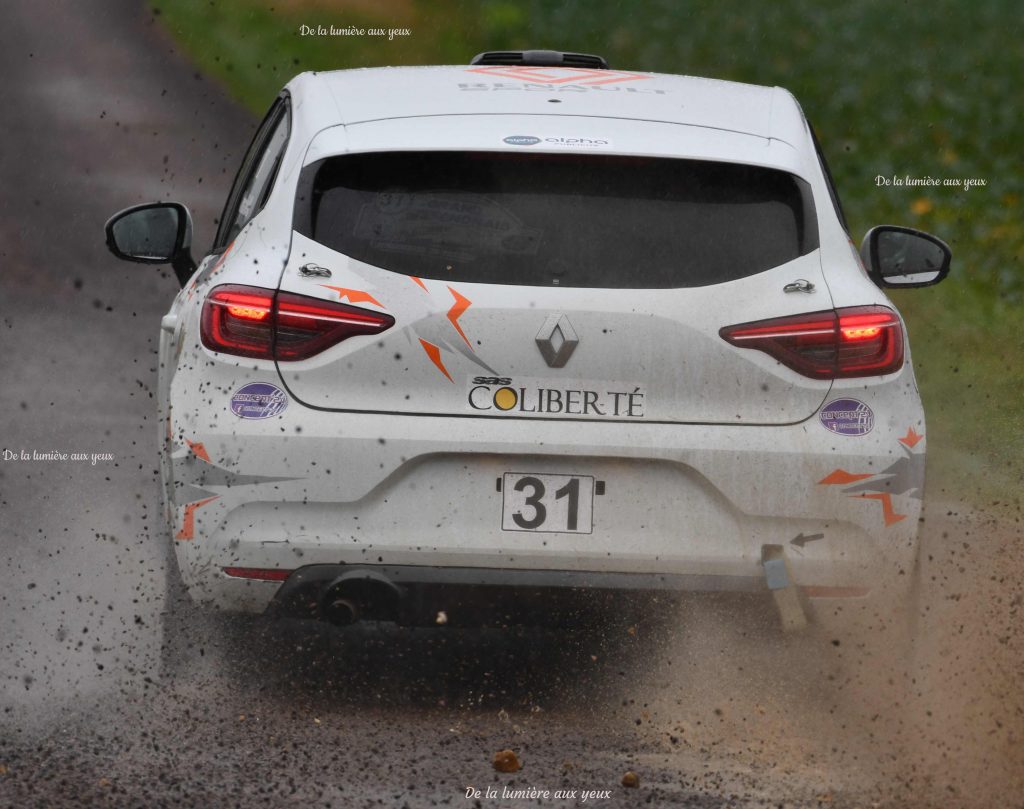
[154, 0, 1023, 508]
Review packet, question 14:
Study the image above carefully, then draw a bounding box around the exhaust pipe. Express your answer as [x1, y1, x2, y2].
[318, 570, 404, 626]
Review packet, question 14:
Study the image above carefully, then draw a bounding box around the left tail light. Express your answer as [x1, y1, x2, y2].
[719, 305, 904, 379]
[201, 284, 395, 361]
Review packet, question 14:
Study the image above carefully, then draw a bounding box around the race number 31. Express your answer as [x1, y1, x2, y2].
[501, 473, 594, 534]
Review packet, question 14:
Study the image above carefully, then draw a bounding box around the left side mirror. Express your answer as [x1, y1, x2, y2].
[859, 225, 951, 288]
[104, 202, 197, 287]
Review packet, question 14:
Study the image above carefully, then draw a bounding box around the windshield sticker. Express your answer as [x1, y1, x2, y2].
[503, 135, 612, 149]
[504, 135, 541, 146]
[468, 377, 646, 418]
[819, 398, 874, 436]
[230, 382, 289, 419]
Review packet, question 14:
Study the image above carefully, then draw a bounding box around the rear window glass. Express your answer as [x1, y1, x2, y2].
[295, 152, 818, 289]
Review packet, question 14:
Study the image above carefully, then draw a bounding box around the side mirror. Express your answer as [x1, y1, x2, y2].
[104, 202, 197, 287]
[860, 225, 951, 288]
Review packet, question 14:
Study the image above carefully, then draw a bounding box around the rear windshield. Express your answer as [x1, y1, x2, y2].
[295, 152, 818, 289]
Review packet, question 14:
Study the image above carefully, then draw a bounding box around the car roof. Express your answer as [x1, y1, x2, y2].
[285, 65, 809, 148]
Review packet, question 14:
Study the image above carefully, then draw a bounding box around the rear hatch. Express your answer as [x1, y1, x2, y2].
[277, 133, 832, 425]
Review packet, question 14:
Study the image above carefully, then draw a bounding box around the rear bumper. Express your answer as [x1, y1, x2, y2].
[167, 398, 926, 613]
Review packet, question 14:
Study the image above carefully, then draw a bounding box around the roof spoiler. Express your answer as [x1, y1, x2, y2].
[470, 50, 610, 69]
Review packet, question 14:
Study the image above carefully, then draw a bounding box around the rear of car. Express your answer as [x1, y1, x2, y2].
[161, 65, 927, 627]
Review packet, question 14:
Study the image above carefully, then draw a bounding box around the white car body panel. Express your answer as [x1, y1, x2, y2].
[156, 65, 927, 619]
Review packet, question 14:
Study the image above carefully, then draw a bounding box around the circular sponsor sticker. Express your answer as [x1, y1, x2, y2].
[230, 382, 288, 420]
[503, 135, 541, 146]
[819, 398, 874, 436]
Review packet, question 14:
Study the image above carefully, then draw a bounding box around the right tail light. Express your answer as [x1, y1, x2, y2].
[719, 305, 904, 379]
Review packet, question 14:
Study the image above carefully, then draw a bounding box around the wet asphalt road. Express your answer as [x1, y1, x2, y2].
[1, 2, 1023, 807]
[0, 0, 251, 716]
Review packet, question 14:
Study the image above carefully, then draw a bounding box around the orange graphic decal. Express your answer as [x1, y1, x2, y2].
[410, 276, 429, 292]
[819, 469, 875, 485]
[466, 66, 651, 87]
[185, 440, 210, 463]
[419, 339, 453, 383]
[853, 493, 906, 526]
[446, 287, 472, 348]
[175, 496, 219, 540]
[321, 286, 383, 308]
[899, 427, 924, 448]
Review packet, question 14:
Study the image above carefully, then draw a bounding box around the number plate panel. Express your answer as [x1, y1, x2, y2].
[501, 473, 594, 534]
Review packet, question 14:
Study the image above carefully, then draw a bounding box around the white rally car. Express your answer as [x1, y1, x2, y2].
[105, 50, 950, 634]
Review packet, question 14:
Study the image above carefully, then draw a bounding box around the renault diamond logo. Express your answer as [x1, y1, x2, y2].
[535, 314, 578, 368]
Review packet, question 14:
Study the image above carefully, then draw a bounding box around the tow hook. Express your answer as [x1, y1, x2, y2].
[761, 544, 808, 632]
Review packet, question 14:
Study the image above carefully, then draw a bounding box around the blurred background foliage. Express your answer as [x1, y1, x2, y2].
[155, 0, 1022, 506]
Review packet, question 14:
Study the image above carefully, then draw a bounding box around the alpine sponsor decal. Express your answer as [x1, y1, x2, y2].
[230, 382, 289, 419]
[468, 376, 646, 418]
[819, 398, 874, 436]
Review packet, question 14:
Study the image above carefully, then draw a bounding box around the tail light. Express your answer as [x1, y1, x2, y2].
[201, 284, 394, 361]
[719, 305, 904, 379]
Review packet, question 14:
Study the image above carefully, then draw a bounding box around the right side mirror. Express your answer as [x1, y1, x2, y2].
[860, 225, 951, 288]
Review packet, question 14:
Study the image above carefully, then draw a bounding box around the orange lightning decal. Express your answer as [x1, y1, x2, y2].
[899, 427, 924, 448]
[409, 276, 429, 292]
[185, 440, 210, 463]
[419, 339, 453, 383]
[447, 287, 472, 348]
[819, 469, 875, 485]
[175, 496, 219, 540]
[853, 493, 906, 526]
[320, 286, 383, 308]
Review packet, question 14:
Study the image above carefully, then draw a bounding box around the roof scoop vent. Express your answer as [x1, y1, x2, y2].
[470, 50, 610, 69]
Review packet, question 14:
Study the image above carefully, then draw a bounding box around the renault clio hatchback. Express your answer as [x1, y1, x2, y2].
[105, 50, 950, 634]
